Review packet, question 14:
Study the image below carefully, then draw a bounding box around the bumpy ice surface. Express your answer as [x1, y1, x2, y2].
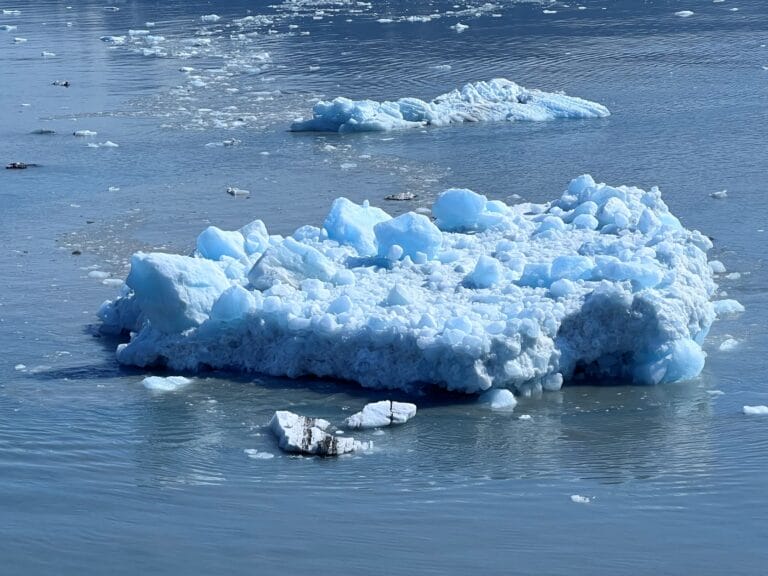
[99, 175, 725, 396]
[290, 78, 610, 133]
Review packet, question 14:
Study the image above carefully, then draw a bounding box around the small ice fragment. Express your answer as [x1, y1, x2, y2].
[201, 14, 221, 22]
[73, 130, 97, 137]
[14, 364, 26, 371]
[706, 390, 725, 396]
[244, 448, 275, 460]
[41, 51, 56, 57]
[518, 414, 532, 421]
[571, 495, 591, 504]
[710, 189, 727, 199]
[270, 410, 369, 456]
[718, 338, 739, 351]
[340, 162, 357, 170]
[345, 400, 417, 429]
[543, 9, 557, 14]
[709, 260, 726, 274]
[99, 141, 119, 148]
[88, 270, 110, 280]
[385, 192, 417, 201]
[102, 278, 124, 288]
[450, 22, 469, 32]
[675, 10, 694, 17]
[108, 186, 120, 192]
[142, 375, 193, 392]
[713, 299, 745, 316]
[226, 186, 250, 196]
[13, 37, 27, 43]
[0, 25, 18, 31]
[3, 9, 22, 15]
[743, 406, 768, 415]
[724, 272, 741, 280]
[478, 389, 517, 411]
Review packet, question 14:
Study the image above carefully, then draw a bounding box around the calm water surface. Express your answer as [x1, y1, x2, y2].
[1, 1, 767, 574]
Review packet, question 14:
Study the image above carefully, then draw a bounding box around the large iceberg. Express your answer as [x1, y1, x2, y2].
[99, 175, 727, 396]
[290, 78, 610, 133]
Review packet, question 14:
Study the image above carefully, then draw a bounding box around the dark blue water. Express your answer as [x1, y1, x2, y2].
[2, 1, 767, 574]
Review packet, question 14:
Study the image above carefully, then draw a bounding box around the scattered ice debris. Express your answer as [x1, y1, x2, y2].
[451, 22, 469, 32]
[344, 400, 417, 429]
[12, 36, 26, 43]
[290, 78, 610, 133]
[743, 406, 768, 416]
[88, 141, 119, 148]
[478, 389, 518, 411]
[675, 11, 695, 18]
[710, 189, 728, 199]
[100, 35, 126, 44]
[724, 272, 741, 281]
[73, 130, 97, 137]
[108, 186, 120, 192]
[719, 338, 739, 351]
[3, 9, 21, 16]
[385, 192, 418, 201]
[88, 270, 110, 280]
[141, 375, 193, 392]
[713, 299, 745, 316]
[226, 186, 250, 197]
[269, 410, 369, 456]
[201, 14, 222, 23]
[99, 175, 725, 395]
[52, 80, 70, 87]
[543, 9, 558, 14]
[244, 448, 275, 460]
[571, 495, 591, 504]
[102, 278, 124, 288]
[14, 364, 26, 371]
[41, 51, 56, 58]
[431, 64, 452, 71]
[518, 414, 532, 421]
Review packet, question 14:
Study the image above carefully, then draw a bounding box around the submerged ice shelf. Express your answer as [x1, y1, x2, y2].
[290, 78, 610, 132]
[99, 175, 733, 396]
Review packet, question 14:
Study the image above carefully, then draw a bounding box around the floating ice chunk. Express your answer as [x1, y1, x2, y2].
[201, 14, 221, 22]
[518, 414, 532, 421]
[0, 25, 17, 31]
[142, 375, 192, 392]
[709, 260, 726, 274]
[226, 186, 250, 197]
[88, 270, 110, 280]
[101, 176, 725, 394]
[73, 130, 97, 137]
[98, 141, 119, 148]
[244, 448, 275, 460]
[713, 299, 745, 316]
[478, 389, 517, 411]
[710, 189, 727, 199]
[100, 35, 126, 44]
[14, 364, 26, 371]
[270, 410, 369, 456]
[344, 400, 417, 429]
[3, 9, 21, 15]
[570, 495, 591, 504]
[41, 51, 56, 57]
[291, 78, 609, 133]
[743, 406, 768, 416]
[13, 37, 26, 43]
[128, 29, 150, 36]
[451, 22, 469, 32]
[675, 10, 694, 17]
[719, 338, 739, 351]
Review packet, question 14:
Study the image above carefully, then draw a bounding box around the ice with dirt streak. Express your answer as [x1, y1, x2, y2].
[99, 175, 735, 397]
[290, 78, 610, 133]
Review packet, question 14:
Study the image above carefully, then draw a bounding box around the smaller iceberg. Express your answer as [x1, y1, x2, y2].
[290, 78, 610, 133]
[270, 411, 369, 456]
[345, 400, 417, 429]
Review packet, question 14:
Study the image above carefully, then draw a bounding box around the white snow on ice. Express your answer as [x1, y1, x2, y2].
[100, 175, 729, 397]
[290, 78, 610, 133]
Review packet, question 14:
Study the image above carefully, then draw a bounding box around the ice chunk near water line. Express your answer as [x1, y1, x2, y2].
[100, 175, 726, 396]
[142, 375, 192, 392]
[570, 495, 591, 504]
[270, 411, 369, 456]
[478, 389, 517, 411]
[344, 400, 417, 429]
[290, 78, 609, 133]
[714, 299, 745, 316]
[743, 406, 768, 416]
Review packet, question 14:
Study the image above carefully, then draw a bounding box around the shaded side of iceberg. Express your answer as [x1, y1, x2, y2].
[290, 78, 610, 133]
[99, 175, 727, 396]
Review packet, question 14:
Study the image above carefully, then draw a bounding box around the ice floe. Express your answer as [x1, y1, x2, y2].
[270, 410, 370, 456]
[291, 78, 609, 133]
[99, 175, 730, 396]
[344, 400, 417, 429]
[142, 375, 193, 392]
[743, 406, 768, 416]
[570, 494, 591, 504]
[478, 389, 518, 411]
